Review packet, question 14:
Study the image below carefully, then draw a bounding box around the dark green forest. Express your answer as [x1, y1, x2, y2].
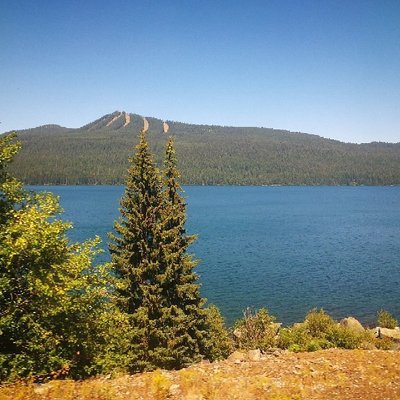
[5, 111, 400, 185]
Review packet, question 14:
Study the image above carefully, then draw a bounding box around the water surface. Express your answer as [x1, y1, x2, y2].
[31, 185, 400, 326]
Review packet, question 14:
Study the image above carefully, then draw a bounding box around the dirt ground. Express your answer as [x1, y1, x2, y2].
[1, 349, 399, 399]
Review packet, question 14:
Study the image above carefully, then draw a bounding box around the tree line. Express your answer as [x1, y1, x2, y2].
[6, 114, 400, 185]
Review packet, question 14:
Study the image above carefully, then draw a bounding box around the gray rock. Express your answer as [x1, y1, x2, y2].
[340, 317, 365, 333]
[247, 349, 262, 361]
[375, 327, 400, 340]
[233, 328, 242, 338]
[169, 384, 181, 396]
[228, 350, 247, 363]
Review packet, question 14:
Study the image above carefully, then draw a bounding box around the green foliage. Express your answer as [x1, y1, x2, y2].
[276, 309, 367, 352]
[377, 309, 398, 329]
[231, 308, 399, 353]
[374, 336, 397, 350]
[6, 112, 400, 185]
[0, 134, 128, 382]
[233, 308, 279, 351]
[203, 305, 234, 361]
[0, 133, 23, 224]
[326, 325, 365, 350]
[303, 309, 335, 337]
[277, 326, 315, 351]
[109, 132, 211, 372]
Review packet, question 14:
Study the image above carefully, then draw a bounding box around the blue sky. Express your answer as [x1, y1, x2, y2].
[1, 0, 399, 143]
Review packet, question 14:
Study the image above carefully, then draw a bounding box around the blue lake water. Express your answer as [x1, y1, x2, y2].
[30, 185, 400, 326]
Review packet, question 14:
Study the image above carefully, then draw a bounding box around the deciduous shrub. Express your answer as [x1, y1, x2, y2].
[377, 309, 398, 329]
[233, 308, 279, 351]
[0, 134, 129, 382]
[275, 309, 370, 352]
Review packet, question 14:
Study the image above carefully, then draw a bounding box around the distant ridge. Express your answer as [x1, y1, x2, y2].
[14, 124, 72, 134]
[4, 111, 400, 185]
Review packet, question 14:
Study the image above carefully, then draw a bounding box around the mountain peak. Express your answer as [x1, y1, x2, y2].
[80, 111, 163, 133]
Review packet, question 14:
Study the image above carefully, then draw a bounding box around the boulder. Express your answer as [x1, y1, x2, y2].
[264, 348, 286, 357]
[375, 327, 400, 341]
[233, 328, 242, 338]
[168, 384, 181, 397]
[33, 385, 49, 396]
[340, 317, 365, 333]
[247, 349, 262, 361]
[228, 351, 247, 363]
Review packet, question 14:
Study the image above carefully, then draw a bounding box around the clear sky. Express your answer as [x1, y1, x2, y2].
[1, 0, 399, 143]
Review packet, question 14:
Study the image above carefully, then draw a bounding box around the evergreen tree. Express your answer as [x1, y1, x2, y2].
[159, 137, 209, 368]
[109, 129, 167, 371]
[163, 138, 234, 362]
[109, 132, 209, 371]
[202, 305, 234, 361]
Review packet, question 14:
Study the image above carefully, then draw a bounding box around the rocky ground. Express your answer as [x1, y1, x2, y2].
[1, 349, 400, 400]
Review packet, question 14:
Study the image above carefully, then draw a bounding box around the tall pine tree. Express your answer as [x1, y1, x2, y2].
[109, 129, 165, 371]
[163, 137, 233, 363]
[159, 136, 209, 368]
[109, 132, 209, 371]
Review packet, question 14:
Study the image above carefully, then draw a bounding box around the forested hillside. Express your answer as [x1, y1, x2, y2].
[5, 111, 400, 185]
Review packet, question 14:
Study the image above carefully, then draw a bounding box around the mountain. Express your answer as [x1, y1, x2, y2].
[4, 111, 400, 185]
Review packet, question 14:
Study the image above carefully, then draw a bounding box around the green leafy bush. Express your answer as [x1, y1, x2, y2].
[305, 309, 365, 349]
[303, 309, 335, 337]
[326, 325, 365, 349]
[374, 336, 397, 350]
[0, 134, 129, 382]
[276, 325, 312, 350]
[233, 308, 279, 351]
[377, 310, 398, 329]
[276, 309, 370, 352]
[277, 323, 332, 352]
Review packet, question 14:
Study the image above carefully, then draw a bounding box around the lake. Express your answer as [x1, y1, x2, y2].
[30, 185, 400, 326]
